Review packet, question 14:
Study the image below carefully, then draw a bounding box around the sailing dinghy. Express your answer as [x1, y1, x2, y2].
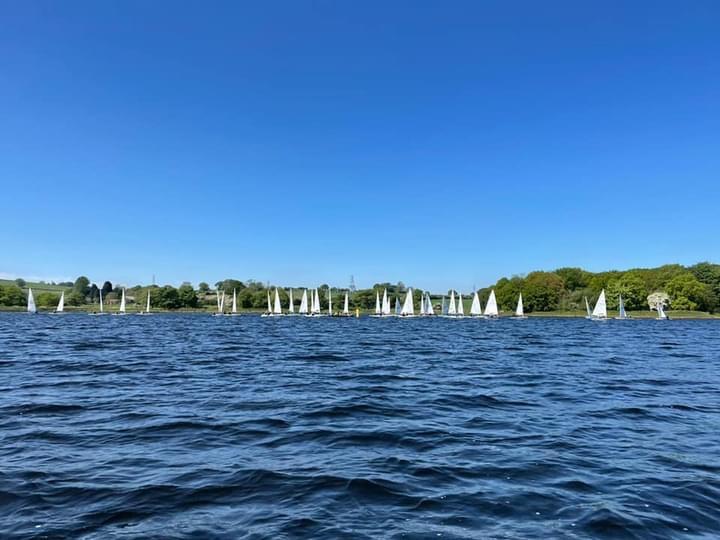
[27, 288, 37, 314]
[447, 291, 457, 317]
[212, 289, 225, 316]
[90, 289, 107, 315]
[484, 290, 499, 318]
[511, 293, 527, 319]
[138, 290, 152, 315]
[288, 289, 295, 315]
[114, 288, 127, 316]
[590, 289, 608, 321]
[51, 291, 65, 314]
[340, 291, 350, 316]
[299, 289, 309, 315]
[470, 292, 483, 317]
[400, 288, 415, 317]
[614, 294, 630, 320]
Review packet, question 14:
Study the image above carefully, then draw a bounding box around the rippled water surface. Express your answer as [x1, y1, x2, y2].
[1, 313, 719, 539]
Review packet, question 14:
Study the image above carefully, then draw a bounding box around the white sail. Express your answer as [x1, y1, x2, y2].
[470, 292, 482, 316]
[592, 289, 607, 319]
[448, 291, 457, 315]
[27, 288, 37, 313]
[217, 290, 222, 312]
[266, 290, 272, 313]
[484, 289, 498, 317]
[457, 294, 465, 316]
[584, 297, 591, 317]
[313, 289, 321, 314]
[657, 301, 667, 320]
[515, 293, 524, 317]
[441, 296, 448, 315]
[401, 288, 414, 315]
[375, 291, 381, 314]
[273, 288, 282, 314]
[119, 288, 126, 313]
[381, 289, 391, 315]
[328, 289, 332, 315]
[617, 295, 627, 319]
[56, 291, 65, 313]
[343, 291, 349, 315]
[99, 290, 104, 313]
[146, 290, 151, 313]
[395, 297, 401, 315]
[220, 291, 225, 312]
[231, 289, 237, 314]
[288, 289, 294, 313]
[425, 293, 435, 315]
[299, 289, 309, 314]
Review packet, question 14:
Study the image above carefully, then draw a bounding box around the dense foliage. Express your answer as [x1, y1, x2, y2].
[1, 262, 718, 312]
[479, 263, 719, 313]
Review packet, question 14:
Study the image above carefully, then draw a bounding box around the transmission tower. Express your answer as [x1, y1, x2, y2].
[349, 275, 357, 292]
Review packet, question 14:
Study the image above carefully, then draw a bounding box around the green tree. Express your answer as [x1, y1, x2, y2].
[73, 276, 90, 297]
[666, 273, 712, 311]
[198, 282, 210, 293]
[101, 281, 113, 297]
[178, 284, 198, 308]
[523, 271, 564, 312]
[495, 276, 524, 311]
[0, 284, 25, 306]
[14, 278, 26, 288]
[36, 292, 60, 308]
[88, 284, 100, 302]
[66, 291, 85, 306]
[152, 286, 181, 309]
[606, 271, 647, 310]
[219, 279, 245, 293]
[555, 267, 590, 290]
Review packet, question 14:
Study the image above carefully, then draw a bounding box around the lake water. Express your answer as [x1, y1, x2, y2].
[1, 313, 719, 539]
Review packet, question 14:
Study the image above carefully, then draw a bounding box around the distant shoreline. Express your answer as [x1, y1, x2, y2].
[1, 307, 718, 319]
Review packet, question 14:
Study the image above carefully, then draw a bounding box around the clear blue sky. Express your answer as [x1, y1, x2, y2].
[2, 1, 718, 291]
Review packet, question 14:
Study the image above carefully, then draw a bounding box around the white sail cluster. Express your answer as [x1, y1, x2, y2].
[17, 282, 662, 321]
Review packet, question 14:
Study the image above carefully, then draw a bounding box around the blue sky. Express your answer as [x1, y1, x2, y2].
[2, 1, 718, 291]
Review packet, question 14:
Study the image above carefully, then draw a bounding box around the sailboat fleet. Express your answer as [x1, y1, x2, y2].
[16, 284, 669, 320]
[258, 287, 353, 317]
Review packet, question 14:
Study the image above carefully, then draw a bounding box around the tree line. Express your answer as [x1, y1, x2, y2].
[1, 262, 718, 312]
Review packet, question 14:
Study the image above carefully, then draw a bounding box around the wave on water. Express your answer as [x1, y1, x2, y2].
[1, 314, 719, 538]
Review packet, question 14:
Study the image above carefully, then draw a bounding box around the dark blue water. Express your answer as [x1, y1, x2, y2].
[1, 314, 719, 539]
